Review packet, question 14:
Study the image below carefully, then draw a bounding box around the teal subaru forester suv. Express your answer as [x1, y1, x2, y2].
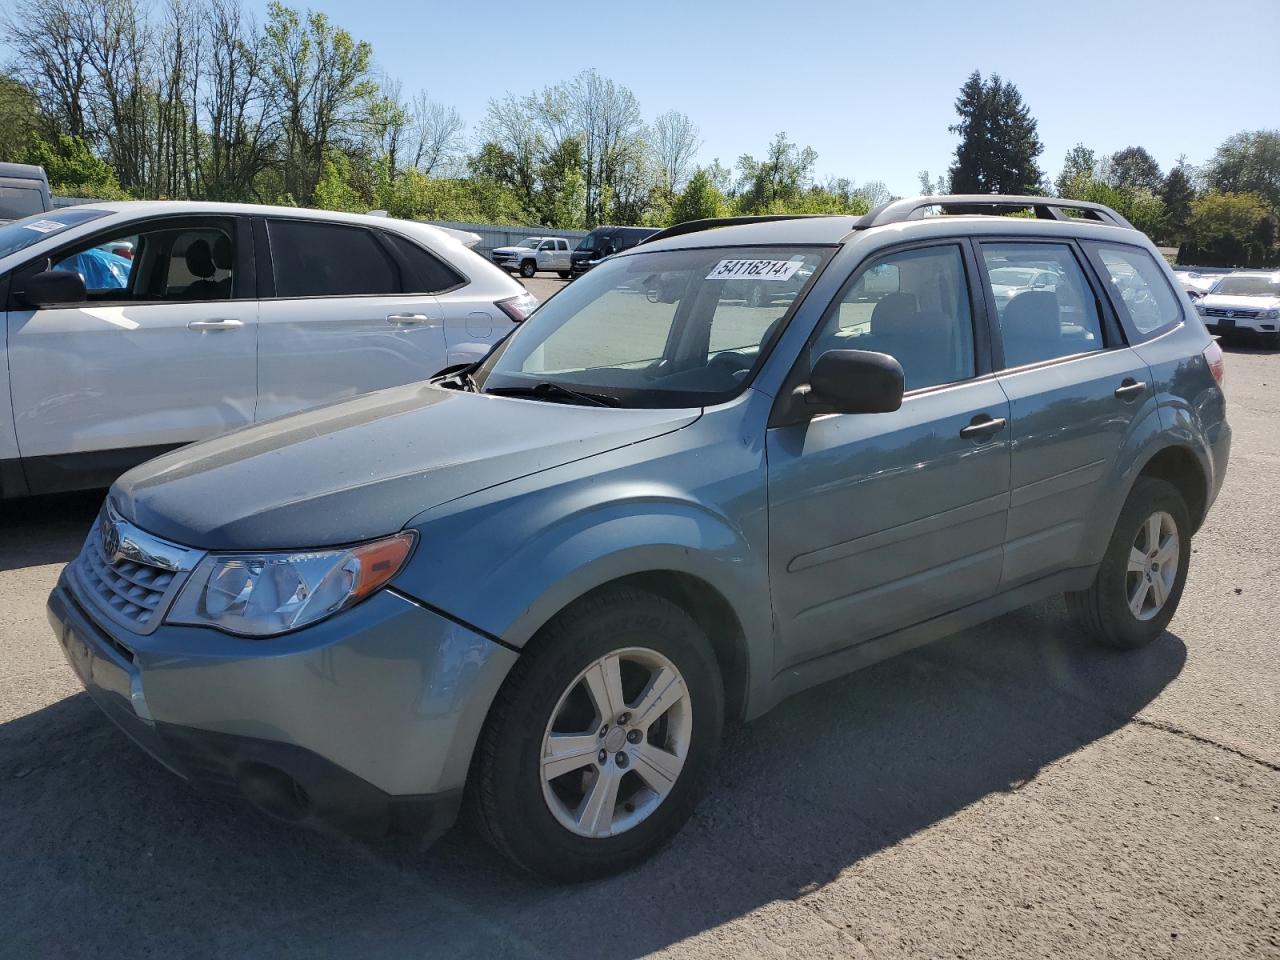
[49, 196, 1229, 880]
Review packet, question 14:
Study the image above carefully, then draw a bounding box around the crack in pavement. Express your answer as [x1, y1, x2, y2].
[1129, 716, 1280, 774]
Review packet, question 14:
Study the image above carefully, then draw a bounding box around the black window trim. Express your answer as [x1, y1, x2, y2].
[375, 228, 468, 295]
[1078, 238, 1186, 345]
[970, 234, 1128, 376]
[6, 213, 254, 309]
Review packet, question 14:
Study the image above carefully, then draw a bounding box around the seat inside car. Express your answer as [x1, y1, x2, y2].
[864, 291, 959, 390]
[1001, 290, 1063, 367]
[182, 234, 233, 299]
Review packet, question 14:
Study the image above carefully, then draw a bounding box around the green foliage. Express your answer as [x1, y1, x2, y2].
[670, 168, 725, 224]
[312, 153, 366, 212]
[734, 132, 818, 214]
[0, 74, 41, 163]
[1055, 143, 1097, 196]
[948, 71, 1045, 195]
[1107, 146, 1163, 193]
[1206, 130, 1280, 212]
[1184, 191, 1276, 268]
[28, 134, 129, 198]
[1160, 164, 1196, 245]
[378, 169, 529, 225]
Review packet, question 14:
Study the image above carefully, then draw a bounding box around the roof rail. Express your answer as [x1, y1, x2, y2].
[856, 195, 1135, 230]
[640, 213, 844, 246]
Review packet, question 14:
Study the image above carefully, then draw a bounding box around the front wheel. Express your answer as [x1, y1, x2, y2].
[519, 260, 537, 278]
[558, 270, 571, 279]
[1067, 477, 1191, 649]
[469, 587, 724, 881]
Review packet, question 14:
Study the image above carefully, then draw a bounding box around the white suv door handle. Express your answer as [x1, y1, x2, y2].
[387, 313, 431, 325]
[187, 318, 243, 331]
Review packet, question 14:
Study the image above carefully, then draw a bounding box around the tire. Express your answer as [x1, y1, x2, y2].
[1066, 477, 1191, 649]
[558, 270, 570, 279]
[519, 260, 536, 279]
[469, 586, 724, 881]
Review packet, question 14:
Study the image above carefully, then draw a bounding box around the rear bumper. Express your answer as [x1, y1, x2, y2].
[48, 578, 517, 841]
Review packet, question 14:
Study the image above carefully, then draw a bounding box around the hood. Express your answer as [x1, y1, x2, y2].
[112, 383, 699, 551]
[492, 245, 532, 256]
[1199, 294, 1280, 310]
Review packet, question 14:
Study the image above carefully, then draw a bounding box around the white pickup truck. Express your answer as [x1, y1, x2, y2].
[490, 237, 573, 278]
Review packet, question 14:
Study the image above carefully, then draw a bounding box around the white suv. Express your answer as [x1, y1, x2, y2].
[1194, 271, 1280, 345]
[0, 202, 536, 497]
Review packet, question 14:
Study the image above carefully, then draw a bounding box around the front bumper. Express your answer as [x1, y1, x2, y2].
[48, 578, 517, 840]
[1202, 315, 1279, 336]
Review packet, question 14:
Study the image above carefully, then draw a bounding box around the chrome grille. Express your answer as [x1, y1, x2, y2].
[1205, 308, 1259, 319]
[69, 506, 205, 636]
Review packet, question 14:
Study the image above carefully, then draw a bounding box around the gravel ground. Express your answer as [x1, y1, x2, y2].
[0, 327, 1276, 960]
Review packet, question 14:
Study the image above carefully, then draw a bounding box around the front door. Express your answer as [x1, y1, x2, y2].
[974, 239, 1155, 586]
[767, 242, 1011, 667]
[256, 218, 448, 421]
[6, 216, 256, 485]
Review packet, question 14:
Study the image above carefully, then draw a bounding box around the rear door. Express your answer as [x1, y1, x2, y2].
[256, 218, 455, 421]
[974, 238, 1155, 587]
[6, 215, 256, 486]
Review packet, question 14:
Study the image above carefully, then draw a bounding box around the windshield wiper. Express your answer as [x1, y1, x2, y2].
[484, 382, 621, 407]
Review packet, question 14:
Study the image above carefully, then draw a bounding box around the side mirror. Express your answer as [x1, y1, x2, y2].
[805, 349, 905, 415]
[20, 269, 86, 308]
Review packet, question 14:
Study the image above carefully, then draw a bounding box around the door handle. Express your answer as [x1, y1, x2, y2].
[187, 318, 243, 331]
[959, 414, 1008, 440]
[1114, 378, 1147, 400]
[386, 313, 431, 325]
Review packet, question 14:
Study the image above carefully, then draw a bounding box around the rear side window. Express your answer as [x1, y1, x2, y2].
[268, 220, 397, 297]
[1092, 244, 1182, 337]
[383, 233, 465, 293]
[980, 242, 1104, 368]
[0, 186, 46, 220]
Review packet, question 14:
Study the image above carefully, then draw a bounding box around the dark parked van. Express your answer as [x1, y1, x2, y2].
[0, 164, 51, 223]
[569, 224, 659, 276]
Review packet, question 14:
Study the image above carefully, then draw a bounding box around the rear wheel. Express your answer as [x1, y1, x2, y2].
[1067, 477, 1191, 649]
[469, 587, 723, 881]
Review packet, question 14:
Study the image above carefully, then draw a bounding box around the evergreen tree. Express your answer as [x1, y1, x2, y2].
[670, 168, 724, 224]
[1160, 162, 1196, 245]
[1108, 146, 1163, 193]
[947, 71, 1044, 195]
[1055, 143, 1097, 197]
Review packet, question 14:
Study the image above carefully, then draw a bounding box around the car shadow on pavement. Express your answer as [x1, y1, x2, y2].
[0, 490, 101, 572]
[0, 598, 1185, 960]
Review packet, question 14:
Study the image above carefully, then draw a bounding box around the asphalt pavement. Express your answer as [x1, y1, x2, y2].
[0, 325, 1276, 960]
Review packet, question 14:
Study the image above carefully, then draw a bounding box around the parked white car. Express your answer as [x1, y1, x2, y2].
[491, 236, 573, 278]
[1194, 271, 1280, 345]
[0, 201, 536, 497]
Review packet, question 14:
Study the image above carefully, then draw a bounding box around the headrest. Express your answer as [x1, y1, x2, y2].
[869, 292, 920, 335]
[212, 233, 233, 270]
[185, 239, 215, 279]
[1002, 290, 1061, 341]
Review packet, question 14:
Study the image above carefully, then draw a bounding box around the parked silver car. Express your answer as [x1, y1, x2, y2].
[49, 196, 1230, 881]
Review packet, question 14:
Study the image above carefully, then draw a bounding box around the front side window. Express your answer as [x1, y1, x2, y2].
[28, 220, 234, 302]
[981, 242, 1103, 368]
[1094, 245, 1182, 336]
[476, 245, 832, 407]
[268, 220, 397, 298]
[814, 245, 975, 392]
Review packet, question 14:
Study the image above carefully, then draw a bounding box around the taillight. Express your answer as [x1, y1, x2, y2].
[1203, 340, 1225, 390]
[496, 292, 538, 323]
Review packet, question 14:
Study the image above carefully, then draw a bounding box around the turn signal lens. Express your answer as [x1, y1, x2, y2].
[1203, 341, 1225, 390]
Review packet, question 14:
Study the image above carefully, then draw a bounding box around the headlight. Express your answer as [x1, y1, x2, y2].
[1264, 309, 1280, 320]
[168, 532, 415, 637]
[1195, 302, 1208, 315]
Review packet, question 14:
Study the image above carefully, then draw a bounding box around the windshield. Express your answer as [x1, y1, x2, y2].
[476, 245, 832, 407]
[575, 235, 598, 252]
[519, 237, 541, 248]
[1211, 275, 1280, 297]
[0, 208, 111, 260]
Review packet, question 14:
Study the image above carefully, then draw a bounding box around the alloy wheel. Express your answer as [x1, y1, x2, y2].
[1126, 510, 1180, 621]
[539, 647, 692, 838]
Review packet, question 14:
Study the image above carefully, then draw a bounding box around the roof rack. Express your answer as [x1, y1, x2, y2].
[639, 213, 844, 246]
[856, 194, 1134, 230]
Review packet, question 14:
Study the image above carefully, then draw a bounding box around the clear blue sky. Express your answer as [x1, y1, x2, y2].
[248, 0, 1279, 195]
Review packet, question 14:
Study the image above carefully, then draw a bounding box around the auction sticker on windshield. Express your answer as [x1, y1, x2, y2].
[22, 220, 65, 234]
[706, 259, 804, 282]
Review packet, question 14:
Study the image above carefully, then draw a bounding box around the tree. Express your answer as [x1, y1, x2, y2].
[1206, 129, 1280, 212]
[0, 75, 42, 162]
[1160, 161, 1196, 246]
[27, 132, 129, 196]
[947, 70, 1044, 195]
[1186, 191, 1273, 267]
[1107, 146, 1163, 194]
[262, 3, 376, 205]
[202, 0, 277, 201]
[651, 110, 700, 195]
[407, 91, 463, 175]
[917, 169, 947, 195]
[735, 131, 817, 213]
[669, 167, 724, 224]
[1055, 143, 1096, 197]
